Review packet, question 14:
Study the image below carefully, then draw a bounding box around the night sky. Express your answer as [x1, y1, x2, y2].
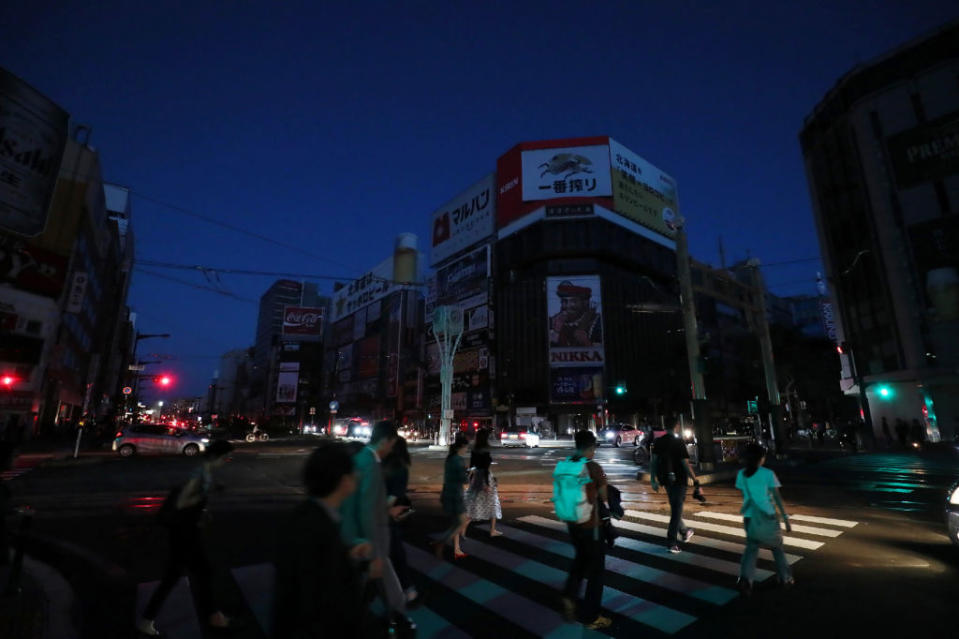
[3, 1, 956, 399]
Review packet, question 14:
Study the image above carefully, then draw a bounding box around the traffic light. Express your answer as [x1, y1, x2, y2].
[876, 384, 893, 400]
[153, 374, 174, 387]
[615, 384, 626, 395]
[1, 375, 17, 388]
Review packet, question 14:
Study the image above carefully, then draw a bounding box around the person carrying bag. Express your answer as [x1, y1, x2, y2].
[735, 442, 794, 596]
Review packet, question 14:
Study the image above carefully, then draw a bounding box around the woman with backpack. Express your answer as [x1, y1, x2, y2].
[431, 438, 471, 559]
[464, 428, 503, 537]
[735, 442, 793, 596]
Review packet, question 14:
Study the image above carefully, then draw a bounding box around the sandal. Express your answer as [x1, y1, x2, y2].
[453, 551, 468, 560]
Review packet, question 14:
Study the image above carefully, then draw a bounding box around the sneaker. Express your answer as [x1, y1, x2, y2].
[585, 615, 612, 630]
[777, 576, 795, 588]
[682, 529, 695, 543]
[137, 619, 161, 637]
[560, 596, 576, 622]
[668, 544, 682, 554]
[737, 578, 753, 598]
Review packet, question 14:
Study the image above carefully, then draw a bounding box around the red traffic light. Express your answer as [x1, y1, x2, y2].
[152, 374, 174, 387]
[1, 375, 17, 387]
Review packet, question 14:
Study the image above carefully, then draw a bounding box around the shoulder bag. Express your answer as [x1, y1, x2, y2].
[742, 477, 783, 548]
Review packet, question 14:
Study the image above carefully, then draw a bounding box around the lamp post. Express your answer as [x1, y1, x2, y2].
[433, 306, 464, 447]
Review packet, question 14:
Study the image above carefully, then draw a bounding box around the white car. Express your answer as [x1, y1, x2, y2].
[113, 424, 210, 457]
[500, 427, 540, 448]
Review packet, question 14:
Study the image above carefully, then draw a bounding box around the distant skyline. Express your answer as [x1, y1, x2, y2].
[3, 1, 956, 397]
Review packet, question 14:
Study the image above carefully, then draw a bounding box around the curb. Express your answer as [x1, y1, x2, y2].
[22, 533, 134, 639]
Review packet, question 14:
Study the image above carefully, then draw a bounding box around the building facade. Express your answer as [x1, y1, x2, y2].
[800, 20, 959, 441]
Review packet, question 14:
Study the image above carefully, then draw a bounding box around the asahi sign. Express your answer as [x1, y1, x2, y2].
[0, 68, 69, 236]
[282, 306, 324, 340]
[430, 174, 495, 267]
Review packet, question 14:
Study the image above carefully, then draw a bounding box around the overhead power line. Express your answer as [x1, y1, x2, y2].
[134, 267, 258, 303]
[134, 258, 425, 286]
[130, 190, 361, 274]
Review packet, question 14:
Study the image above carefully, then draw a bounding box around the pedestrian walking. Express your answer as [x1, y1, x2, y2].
[273, 441, 371, 639]
[554, 430, 611, 630]
[465, 428, 503, 537]
[431, 437, 471, 559]
[735, 442, 793, 596]
[650, 417, 700, 553]
[382, 436, 418, 604]
[137, 440, 235, 637]
[339, 421, 416, 635]
[881, 417, 892, 447]
[895, 418, 909, 448]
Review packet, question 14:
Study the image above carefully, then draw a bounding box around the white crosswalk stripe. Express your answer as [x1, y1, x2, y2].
[134, 505, 857, 637]
[693, 511, 844, 537]
[624, 509, 825, 550]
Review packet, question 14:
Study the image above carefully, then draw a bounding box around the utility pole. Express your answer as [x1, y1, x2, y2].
[747, 259, 787, 455]
[675, 220, 715, 469]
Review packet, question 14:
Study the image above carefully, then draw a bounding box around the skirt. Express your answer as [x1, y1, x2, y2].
[465, 473, 502, 521]
[441, 487, 466, 517]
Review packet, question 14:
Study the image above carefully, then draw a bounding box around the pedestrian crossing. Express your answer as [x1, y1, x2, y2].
[134, 506, 859, 638]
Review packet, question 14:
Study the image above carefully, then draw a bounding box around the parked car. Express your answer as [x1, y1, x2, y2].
[113, 424, 210, 457]
[600, 423, 643, 447]
[947, 481, 959, 547]
[500, 426, 540, 448]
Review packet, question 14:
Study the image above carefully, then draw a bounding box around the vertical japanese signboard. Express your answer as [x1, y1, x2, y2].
[276, 362, 299, 404]
[0, 68, 69, 236]
[546, 276, 605, 403]
[430, 174, 495, 267]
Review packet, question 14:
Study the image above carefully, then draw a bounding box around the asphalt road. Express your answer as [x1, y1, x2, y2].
[5, 440, 957, 638]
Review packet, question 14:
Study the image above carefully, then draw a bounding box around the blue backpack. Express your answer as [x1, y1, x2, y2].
[552, 456, 593, 523]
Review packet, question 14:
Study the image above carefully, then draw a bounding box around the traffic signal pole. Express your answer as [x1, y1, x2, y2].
[748, 260, 787, 456]
[676, 221, 715, 469]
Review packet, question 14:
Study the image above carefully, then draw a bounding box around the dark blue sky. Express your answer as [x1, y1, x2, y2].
[3, 1, 956, 398]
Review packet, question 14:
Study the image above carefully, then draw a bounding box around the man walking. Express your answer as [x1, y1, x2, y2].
[340, 421, 416, 635]
[273, 441, 371, 638]
[650, 417, 700, 553]
[557, 430, 611, 630]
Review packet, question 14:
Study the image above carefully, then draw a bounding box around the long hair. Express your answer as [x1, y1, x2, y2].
[743, 442, 766, 478]
[383, 436, 410, 470]
[475, 428, 491, 451]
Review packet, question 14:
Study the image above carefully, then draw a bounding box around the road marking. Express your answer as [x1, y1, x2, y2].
[609, 518, 803, 564]
[232, 563, 274, 634]
[693, 512, 844, 537]
[479, 522, 736, 605]
[787, 514, 858, 528]
[405, 544, 606, 639]
[446, 537, 697, 634]
[517, 516, 773, 581]
[136, 577, 203, 639]
[624, 510, 824, 550]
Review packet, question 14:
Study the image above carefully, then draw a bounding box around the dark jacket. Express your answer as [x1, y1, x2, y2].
[273, 500, 365, 639]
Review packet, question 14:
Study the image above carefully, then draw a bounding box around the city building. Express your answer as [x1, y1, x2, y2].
[249, 279, 328, 424]
[326, 234, 424, 424]
[208, 347, 252, 419]
[800, 20, 959, 441]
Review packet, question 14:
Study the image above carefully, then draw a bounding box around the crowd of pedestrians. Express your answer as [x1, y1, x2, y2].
[127, 418, 811, 637]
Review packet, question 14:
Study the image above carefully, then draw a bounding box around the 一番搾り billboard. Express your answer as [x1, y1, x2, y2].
[496, 136, 613, 229]
[0, 68, 69, 237]
[546, 275, 605, 403]
[608, 138, 681, 239]
[430, 174, 495, 267]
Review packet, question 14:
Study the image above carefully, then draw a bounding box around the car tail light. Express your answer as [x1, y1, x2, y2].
[519, 433, 525, 439]
[115, 431, 124, 438]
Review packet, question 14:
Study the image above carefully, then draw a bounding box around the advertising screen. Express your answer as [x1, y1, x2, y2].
[275, 362, 299, 404]
[609, 138, 681, 239]
[0, 68, 69, 236]
[282, 306, 325, 340]
[546, 275, 605, 403]
[430, 174, 495, 267]
[434, 244, 489, 306]
[521, 144, 612, 202]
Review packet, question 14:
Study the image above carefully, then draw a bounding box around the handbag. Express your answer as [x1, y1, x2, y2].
[742, 479, 782, 547]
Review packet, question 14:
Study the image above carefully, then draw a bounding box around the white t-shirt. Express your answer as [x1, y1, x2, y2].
[735, 467, 781, 519]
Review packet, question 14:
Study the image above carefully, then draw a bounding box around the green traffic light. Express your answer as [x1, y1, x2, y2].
[615, 385, 626, 395]
[877, 385, 893, 399]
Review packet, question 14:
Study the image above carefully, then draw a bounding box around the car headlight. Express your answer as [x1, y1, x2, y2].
[201, 438, 210, 444]
[605, 432, 615, 439]
[684, 429, 693, 439]
[949, 486, 959, 506]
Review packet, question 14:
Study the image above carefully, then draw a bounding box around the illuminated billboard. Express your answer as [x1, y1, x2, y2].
[546, 275, 605, 403]
[609, 138, 681, 239]
[430, 174, 495, 267]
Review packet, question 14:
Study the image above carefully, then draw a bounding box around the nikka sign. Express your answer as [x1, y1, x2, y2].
[282, 306, 325, 340]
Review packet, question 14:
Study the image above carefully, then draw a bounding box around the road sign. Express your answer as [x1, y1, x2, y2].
[329, 400, 339, 412]
[122, 387, 132, 395]
[747, 400, 758, 414]
[309, 406, 316, 415]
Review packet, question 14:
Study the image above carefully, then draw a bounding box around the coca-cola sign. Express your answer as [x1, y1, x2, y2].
[282, 306, 325, 339]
